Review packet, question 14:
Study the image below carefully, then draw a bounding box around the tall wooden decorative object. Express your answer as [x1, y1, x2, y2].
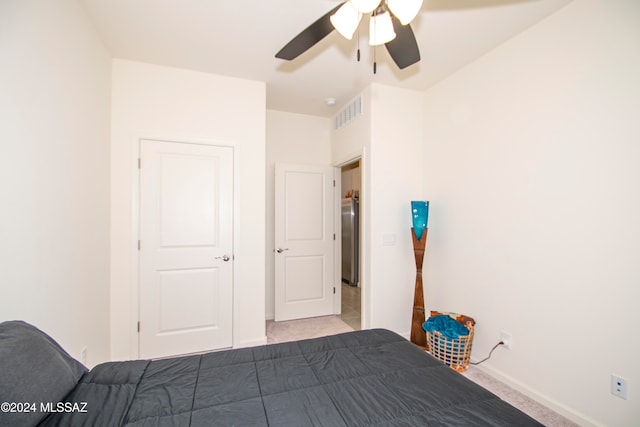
[410, 227, 428, 349]
[410, 200, 429, 349]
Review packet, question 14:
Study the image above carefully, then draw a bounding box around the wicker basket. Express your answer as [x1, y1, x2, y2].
[425, 312, 475, 372]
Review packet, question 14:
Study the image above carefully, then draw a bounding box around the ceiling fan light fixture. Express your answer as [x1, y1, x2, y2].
[387, 0, 423, 25]
[386, 0, 423, 25]
[330, 2, 362, 40]
[350, 0, 382, 14]
[369, 11, 396, 45]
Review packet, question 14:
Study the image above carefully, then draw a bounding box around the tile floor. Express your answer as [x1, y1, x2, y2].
[340, 281, 361, 330]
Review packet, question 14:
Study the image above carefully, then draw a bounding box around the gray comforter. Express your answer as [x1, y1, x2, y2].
[41, 329, 541, 426]
[0, 321, 541, 426]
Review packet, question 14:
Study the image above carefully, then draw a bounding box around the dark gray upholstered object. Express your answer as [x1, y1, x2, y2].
[1, 323, 543, 426]
[0, 320, 87, 427]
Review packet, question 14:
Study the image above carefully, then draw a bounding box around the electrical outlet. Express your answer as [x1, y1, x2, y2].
[611, 375, 628, 399]
[500, 331, 512, 350]
[80, 347, 88, 365]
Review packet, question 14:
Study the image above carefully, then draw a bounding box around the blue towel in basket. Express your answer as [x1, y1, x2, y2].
[422, 314, 469, 339]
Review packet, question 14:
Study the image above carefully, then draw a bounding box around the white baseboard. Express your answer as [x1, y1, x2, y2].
[472, 362, 602, 427]
[234, 335, 267, 348]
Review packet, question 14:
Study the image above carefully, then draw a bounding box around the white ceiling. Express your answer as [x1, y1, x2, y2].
[80, 0, 571, 117]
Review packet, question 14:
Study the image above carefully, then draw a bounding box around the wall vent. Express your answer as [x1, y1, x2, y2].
[334, 95, 363, 130]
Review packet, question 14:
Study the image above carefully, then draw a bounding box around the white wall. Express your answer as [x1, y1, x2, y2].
[0, 0, 111, 366]
[421, 0, 640, 425]
[329, 85, 424, 335]
[331, 90, 371, 166]
[265, 110, 331, 319]
[110, 60, 266, 359]
[367, 84, 424, 336]
[331, 89, 371, 326]
[341, 166, 361, 198]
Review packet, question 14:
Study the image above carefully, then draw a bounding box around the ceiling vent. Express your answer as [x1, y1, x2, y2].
[334, 95, 363, 130]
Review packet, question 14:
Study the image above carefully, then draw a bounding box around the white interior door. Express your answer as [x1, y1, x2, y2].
[274, 163, 337, 321]
[139, 139, 233, 359]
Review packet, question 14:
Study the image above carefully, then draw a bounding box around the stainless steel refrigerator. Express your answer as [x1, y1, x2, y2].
[341, 197, 359, 286]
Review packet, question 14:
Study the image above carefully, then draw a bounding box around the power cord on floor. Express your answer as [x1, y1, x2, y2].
[470, 341, 504, 366]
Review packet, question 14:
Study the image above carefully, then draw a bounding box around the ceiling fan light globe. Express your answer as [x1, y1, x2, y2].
[369, 11, 396, 45]
[330, 2, 362, 40]
[350, 0, 382, 14]
[387, 0, 423, 25]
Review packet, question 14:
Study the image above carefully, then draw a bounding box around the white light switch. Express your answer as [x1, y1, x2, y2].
[382, 233, 396, 246]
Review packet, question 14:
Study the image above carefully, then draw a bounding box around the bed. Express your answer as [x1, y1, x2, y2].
[1, 320, 542, 426]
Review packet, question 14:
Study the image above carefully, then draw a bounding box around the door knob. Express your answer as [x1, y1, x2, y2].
[215, 254, 231, 262]
[275, 248, 289, 253]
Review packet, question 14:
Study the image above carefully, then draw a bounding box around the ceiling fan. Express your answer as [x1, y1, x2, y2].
[275, 0, 422, 71]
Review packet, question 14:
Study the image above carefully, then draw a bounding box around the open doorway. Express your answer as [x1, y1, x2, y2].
[340, 160, 361, 330]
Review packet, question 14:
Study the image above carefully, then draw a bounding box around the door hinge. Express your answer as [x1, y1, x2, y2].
[333, 179, 336, 187]
[138, 158, 141, 169]
[137, 321, 140, 333]
[138, 240, 141, 250]
[333, 233, 336, 240]
[333, 287, 336, 294]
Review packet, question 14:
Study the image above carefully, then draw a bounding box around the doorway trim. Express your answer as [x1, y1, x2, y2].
[335, 150, 366, 331]
[129, 134, 241, 359]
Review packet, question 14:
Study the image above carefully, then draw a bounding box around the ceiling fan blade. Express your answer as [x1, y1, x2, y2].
[385, 15, 420, 69]
[275, 2, 345, 60]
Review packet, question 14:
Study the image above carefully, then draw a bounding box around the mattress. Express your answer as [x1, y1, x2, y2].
[38, 328, 542, 426]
